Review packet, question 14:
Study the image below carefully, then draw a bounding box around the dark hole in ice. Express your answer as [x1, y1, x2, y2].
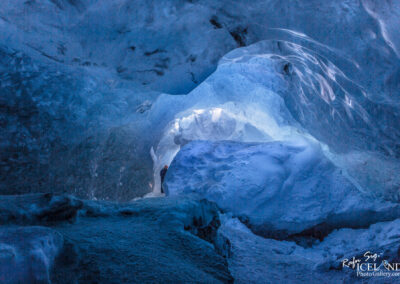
[283, 63, 292, 75]
[187, 54, 196, 63]
[185, 215, 221, 245]
[209, 17, 222, 29]
[229, 27, 248, 47]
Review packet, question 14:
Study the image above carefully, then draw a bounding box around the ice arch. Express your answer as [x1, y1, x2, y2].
[147, 33, 400, 199]
[149, 102, 321, 196]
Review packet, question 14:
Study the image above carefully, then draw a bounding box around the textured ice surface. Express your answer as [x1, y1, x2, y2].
[1, 0, 399, 96]
[1, 0, 400, 199]
[1, 1, 400, 282]
[0, 193, 233, 283]
[151, 36, 400, 198]
[53, 197, 233, 283]
[217, 216, 400, 283]
[0, 46, 158, 199]
[216, 217, 331, 284]
[0, 226, 64, 284]
[166, 140, 400, 237]
[0, 193, 83, 224]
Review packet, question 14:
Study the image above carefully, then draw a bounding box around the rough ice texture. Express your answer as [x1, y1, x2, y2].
[217, 217, 400, 283]
[0, 193, 232, 283]
[52, 197, 233, 283]
[0, 46, 157, 200]
[1, 0, 398, 96]
[0, 226, 64, 284]
[151, 36, 400, 199]
[0, 193, 83, 225]
[314, 218, 400, 271]
[1, 0, 399, 199]
[166, 140, 400, 237]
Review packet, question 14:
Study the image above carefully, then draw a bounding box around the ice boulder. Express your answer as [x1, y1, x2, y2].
[165, 140, 400, 238]
[0, 226, 64, 284]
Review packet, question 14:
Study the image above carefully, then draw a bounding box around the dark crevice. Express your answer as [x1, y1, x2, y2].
[236, 209, 400, 248]
[49, 0, 85, 11]
[57, 43, 66, 55]
[277, 41, 283, 52]
[154, 57, 170, 70]
[187, 54, 196, 63]
[144, 48, 166, 56]
[190, 72, 198, 84]
[154, 69, 164, 76]
[184, 215, 220, 244]
[209, 17, 222, 29]
[27, 44, 64, 63]
[229, 27, 248, 47]
[183, 201, 232, 257]
[283, 62, 293, 76]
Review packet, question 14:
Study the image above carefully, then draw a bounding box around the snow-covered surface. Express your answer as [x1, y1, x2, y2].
[166, 140, 400, 237]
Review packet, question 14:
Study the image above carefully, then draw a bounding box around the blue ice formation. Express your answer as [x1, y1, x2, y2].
[1, 0, 399, 200]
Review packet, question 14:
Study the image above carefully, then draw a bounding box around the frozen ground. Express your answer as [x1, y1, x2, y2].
[2, 191, 400, 283]
[0, 193, 232, 283]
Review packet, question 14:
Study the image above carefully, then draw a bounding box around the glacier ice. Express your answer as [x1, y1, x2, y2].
[0, 193, 83, 224]
[1, 0, 399, 200]
[151, 37, 399, 198]
[0, 226, 63, 284]
[165, 140, 400, 237]
[216, 216, 400, 283]
[0, 193, 233, 283]
[0, 45, 159, 200]
[1, 0, 400, 282]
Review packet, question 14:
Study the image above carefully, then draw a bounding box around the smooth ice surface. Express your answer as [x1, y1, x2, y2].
[166, 140, 400, 237]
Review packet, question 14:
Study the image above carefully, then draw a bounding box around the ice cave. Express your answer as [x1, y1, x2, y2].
[0, 0, 400, 283]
